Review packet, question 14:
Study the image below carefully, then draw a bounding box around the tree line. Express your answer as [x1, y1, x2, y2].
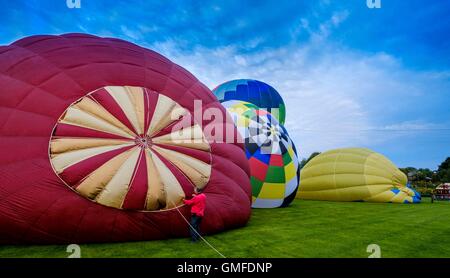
[399, 157, 450, 195]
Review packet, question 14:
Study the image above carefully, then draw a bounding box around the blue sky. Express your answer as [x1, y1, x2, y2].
[1, 0, 449, 169]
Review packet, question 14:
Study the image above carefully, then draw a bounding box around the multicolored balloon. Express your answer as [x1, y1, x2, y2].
[212, 79, 286, 124]
[223, 100, 300, 208]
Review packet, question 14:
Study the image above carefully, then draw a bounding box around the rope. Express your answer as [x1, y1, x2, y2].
[171, 201, 226, 258]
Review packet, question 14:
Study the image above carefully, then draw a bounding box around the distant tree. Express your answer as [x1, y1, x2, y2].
[401, 157, 450, 189]
[399, 167, 417, 178]
[416, 168, 434, 181]
[400, 166, 437, 188]
[437, 157, 450, 182]
[299, 152, 321, 169]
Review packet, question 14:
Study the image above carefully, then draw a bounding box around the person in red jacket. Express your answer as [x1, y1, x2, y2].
[183, 188, 206, 242]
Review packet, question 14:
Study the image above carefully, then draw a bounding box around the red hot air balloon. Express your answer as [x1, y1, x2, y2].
[0, 34, 251, 244]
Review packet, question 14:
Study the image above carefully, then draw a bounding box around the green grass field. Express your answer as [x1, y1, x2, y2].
[1, 198, 450, 258]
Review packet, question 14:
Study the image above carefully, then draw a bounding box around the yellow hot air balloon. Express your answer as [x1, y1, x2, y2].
[297, 148, 421, 203]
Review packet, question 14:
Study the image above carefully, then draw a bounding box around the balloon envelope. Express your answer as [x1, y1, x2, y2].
[297, 148, 421, 203]
[212, 79, 286, 124]
[223, 100, 300, 208]
[0, 34, 252, 243]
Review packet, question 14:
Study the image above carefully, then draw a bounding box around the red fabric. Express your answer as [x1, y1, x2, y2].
[0, 34, 252, 244]
[121, 151, 148, 210]
[183, 193, 206, 217]
[249, 157, 268, 181]
[269, 154, 284, 166]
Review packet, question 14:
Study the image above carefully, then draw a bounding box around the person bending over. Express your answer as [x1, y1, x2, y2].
[183, 188, 206, 242]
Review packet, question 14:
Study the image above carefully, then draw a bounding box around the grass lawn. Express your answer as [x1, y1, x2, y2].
[1, 197, 450, 258]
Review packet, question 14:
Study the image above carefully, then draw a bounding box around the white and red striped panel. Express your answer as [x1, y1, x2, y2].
[50, 86, 211, 211]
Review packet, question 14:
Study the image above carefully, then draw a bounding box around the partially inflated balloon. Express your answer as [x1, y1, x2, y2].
[0, 34, 252, 244]
[297, 148, 421, 203]
[212, 79, 286, 124]
[223, 100, 300, 208]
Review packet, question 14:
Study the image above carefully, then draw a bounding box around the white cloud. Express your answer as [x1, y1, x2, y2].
[290, 10, 349, 42]
[77, 24, 88, 33]
[138, 24, 159, 33]
[331, 10, 349, 26]
[381, 120, 446, 131]
[120, 25, 143, 40]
